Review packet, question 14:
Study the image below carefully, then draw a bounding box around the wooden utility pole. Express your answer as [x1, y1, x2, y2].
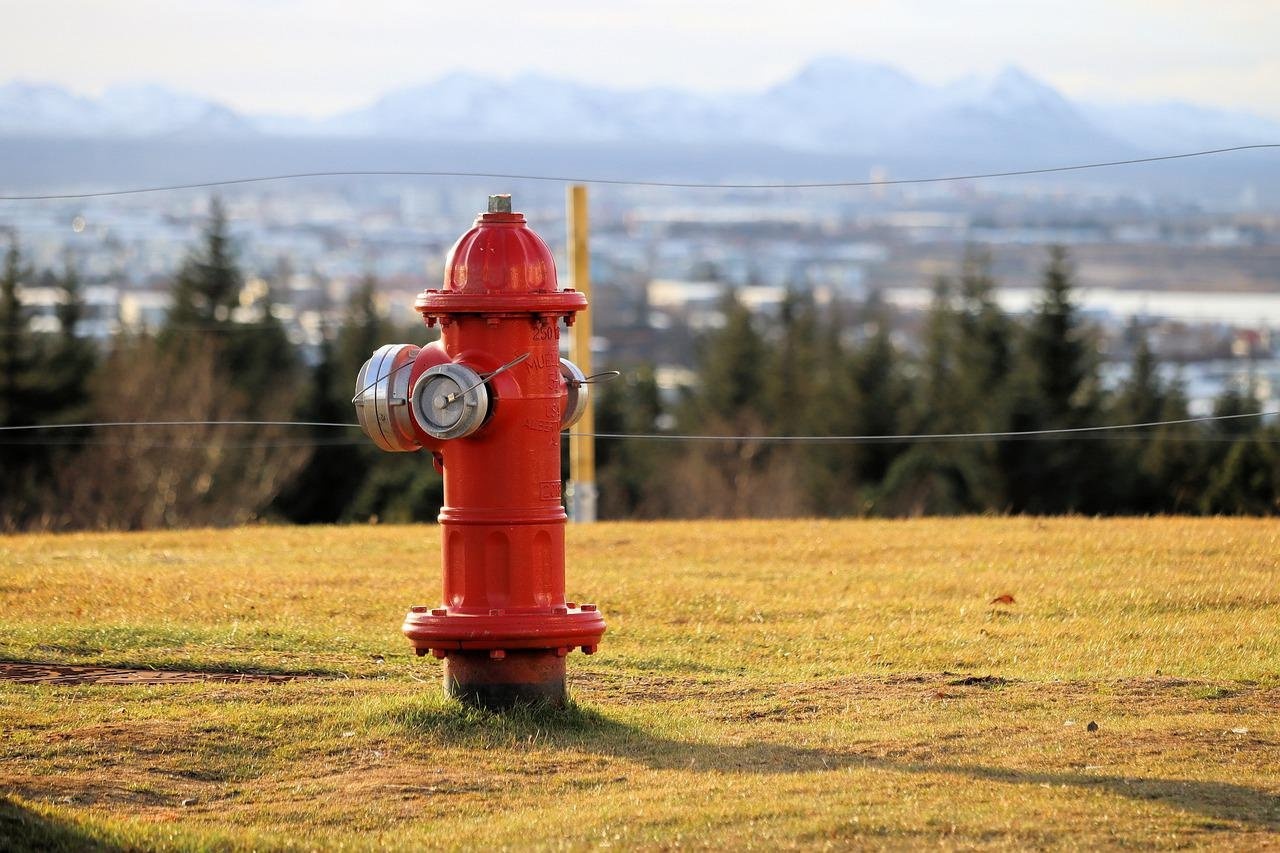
[567, 184, 596, 523]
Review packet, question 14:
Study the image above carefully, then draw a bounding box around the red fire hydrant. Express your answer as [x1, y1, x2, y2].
[353, 194, 605, 708]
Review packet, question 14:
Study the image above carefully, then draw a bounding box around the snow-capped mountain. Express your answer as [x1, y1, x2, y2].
[1083, 100, 1280, 151]
[2, 59, 1277, 158]
[882, 66, 1121, 160]
[0, 80, 250, 137]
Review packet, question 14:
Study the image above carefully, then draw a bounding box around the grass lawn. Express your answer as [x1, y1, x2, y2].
[1, 518, 1278, 849]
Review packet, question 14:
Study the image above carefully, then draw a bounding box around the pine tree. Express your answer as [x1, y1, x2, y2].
[162, 198, 297, 409]
[0, 238, 30, 431]
[595, 364, 665, 517]
[795, 299, 863, 514]
[915, 275, 960, 433]
[669, 287, 802, 517]
[224, 274, 297, 413]
[1027, 247, 1097, 426]
[43, 257, 96, 424]
[1110, 328, 1196, 512]
[334, 275, 390, 388]
[879, 252, 1010, 515]
[764, 289, 820, 438]
[273, 336, 365, 523]
[954, 249, 1014, 429]
[0, 242, 95, 526]
[0, 238, 37, 526]
[1198, 383, 1277, 514]
[1002, 246, 1107, 513]
[164, 197, 240, 333]
[695, 288, 769, 424]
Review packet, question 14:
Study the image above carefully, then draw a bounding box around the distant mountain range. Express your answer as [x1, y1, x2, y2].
[3, 58, 1278, 160]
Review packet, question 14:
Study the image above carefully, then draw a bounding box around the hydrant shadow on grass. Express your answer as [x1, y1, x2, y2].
[377, 700, 1280, 833]
[0, 797, 125, 852]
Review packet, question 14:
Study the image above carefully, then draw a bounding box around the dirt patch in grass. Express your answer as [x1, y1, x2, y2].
[0, 661, 307, 685]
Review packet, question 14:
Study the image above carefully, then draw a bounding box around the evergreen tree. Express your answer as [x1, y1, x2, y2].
[1001, 246, 1108, 513]
[224, 275, 297, 413]
[0, 243, 98, 526]
[1198, 383, 1277, 514]
[1110, 328, 1200, 512]
[163, 198, 297, 409]
[272, 337, 365, 523]
[670, 287, 801, 517]
[954, 249, 1014, 429]
[1027, 247, 1098, 425]
[1201, 437, 1278, 515]
[795, 299, 864, 514]
[0, 238, 38, 526]
[914, 275, 960, 433]
[334, 275, 390, 384]
[879, 251, 1011, 515]
[0, 238, 30, 430]
[42, 257, 96, 424]
[694, 288, 769, 424]
[764, 289, 820, 438]
[848, 315, 909, 485]
[595, 364, 665, 517]
[164, 197, 240, 333]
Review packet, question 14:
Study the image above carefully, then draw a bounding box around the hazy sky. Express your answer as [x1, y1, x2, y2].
[3, 0, 1278, 119]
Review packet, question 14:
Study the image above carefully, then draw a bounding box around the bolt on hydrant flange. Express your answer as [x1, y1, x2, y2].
[353, 194, 605, 709]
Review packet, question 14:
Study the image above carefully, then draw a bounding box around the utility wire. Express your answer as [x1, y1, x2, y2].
[3, 434, 1272, 448]
[568, 409, 1278, 444]
[0, 420, 356, 432]
[1, 409, 1274, 443]
[0, 437, 368, 448]
[1, 144, 1275, 200]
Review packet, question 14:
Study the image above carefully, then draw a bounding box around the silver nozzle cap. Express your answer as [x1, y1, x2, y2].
[488, 194, 512, 214]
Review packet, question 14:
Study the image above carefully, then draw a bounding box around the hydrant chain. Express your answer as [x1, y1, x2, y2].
[350, 358, 415, 406]
[447, 351, 531, 403]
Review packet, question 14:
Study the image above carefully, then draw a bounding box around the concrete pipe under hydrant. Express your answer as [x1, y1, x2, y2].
[352, 194, 605, 709]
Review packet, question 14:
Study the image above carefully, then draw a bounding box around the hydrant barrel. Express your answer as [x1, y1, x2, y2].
[364, 194, 605, 708]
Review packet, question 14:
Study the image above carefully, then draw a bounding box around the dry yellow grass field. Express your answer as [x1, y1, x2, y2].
[1, 518, 1278, 849]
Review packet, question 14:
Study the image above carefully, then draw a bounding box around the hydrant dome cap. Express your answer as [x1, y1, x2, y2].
[443, 211, 559, 295]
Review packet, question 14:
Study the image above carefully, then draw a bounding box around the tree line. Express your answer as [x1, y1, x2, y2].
[1, 200, 442, 531]
[2, 201, 1277, 530]
[596, 247, 1280, 517]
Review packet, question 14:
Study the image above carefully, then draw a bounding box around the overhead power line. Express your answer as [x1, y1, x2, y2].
[0, 145, 1275, 200]
[0, 420, 356, 431]
[1, 409, 1274, 444]
[570, 411, 1280, 444]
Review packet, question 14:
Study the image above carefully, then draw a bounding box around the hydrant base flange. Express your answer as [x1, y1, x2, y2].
[444, 650, 567, 709]
[402, 607, 606, 654]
